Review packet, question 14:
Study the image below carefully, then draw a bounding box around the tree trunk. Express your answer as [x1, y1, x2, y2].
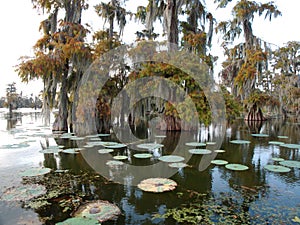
[52, 64, 69, 132]
[245, 103, 266, 121]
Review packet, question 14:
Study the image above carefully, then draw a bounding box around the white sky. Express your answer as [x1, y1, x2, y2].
[0, 0, 299, 97]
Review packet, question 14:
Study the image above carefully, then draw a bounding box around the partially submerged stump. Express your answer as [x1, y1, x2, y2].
[245, 103, 266, 121]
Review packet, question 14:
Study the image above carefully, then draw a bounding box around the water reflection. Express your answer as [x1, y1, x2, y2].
[0, 110, 299, 224]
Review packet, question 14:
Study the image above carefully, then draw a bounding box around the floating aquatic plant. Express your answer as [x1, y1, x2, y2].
[56, 217, 99, 225]
[89, 138, 102, 141]
[264, 164, 291, 173]
[230, 140, 251, 144]
[136, 143, 164, 150]
[73, 200, 121, 222]
[225, 164, 249, 171]
[97, 133, 111, 137]
[70, 136, 85, 141]
[185, 142, 206, 147]
[106, 160, 124, 166]
[189, 149, 212, 155]
[251, 134, 269, 137]
[271, 157, 285, 162]
[155, 135, 166, 138]
[280, 144, 300, 149]
[206, 142, 216, 145]
[113, 155, 128, 160]
[279, 160, 300, 168]
[133, 153, 153, 159]
[268, 141, 285, 145]
[277, 135, 289, 139]
[214, 150, 226, 153]
[158, 155, 185, 163]
[20, 167, 51, 177]
[0, 184, 46, 201]
[168, 162, 188, 168]
[109, 143, 127, 149]
[137, 178, 177, 193]
[98, 149, 114, 154]
[62, 148, 83, 154]
[211, 160, 228, 165]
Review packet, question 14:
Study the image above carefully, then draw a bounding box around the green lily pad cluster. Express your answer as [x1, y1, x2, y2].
[0, 184, 46, 201]
[225, 164, 249, 171]
[73, 200, 121, 223]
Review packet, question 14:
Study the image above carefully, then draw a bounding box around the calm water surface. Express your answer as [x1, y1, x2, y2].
[0, 108, 299, 224]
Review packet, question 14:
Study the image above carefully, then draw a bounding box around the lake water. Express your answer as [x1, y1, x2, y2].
[0, 108, 299, 224]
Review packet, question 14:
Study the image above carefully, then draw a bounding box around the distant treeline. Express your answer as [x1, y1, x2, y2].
[0, 96, 42, 109]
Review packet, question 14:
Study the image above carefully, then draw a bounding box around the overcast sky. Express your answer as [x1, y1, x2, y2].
[0, 0, 299, 97]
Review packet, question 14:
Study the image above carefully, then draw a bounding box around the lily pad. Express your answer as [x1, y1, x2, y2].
[211, 160, 228, 165]
[230, 140, 251, 144]
[85, 134, 100, 138]
[109, 143, 127, 149]
[70, 136, 85, 141]
[214, 150, 226, 153]
[264, 164, 291, 173]
[133, 153, 153, 159]
[106, 160, 124, 166]
[185, 142, 206, 147]
[168, 162, 188, 168]
[97, 133, 111, 137]
[98, 149, 114, 154]
[113, 155, 128, 160]
[158, 155, 185, 163]
[271, 157, 285, 162]
[89, 138, 102, 141]
[206, 142, 216, 145]
[74, 200, 121, 222]
[279, 160, 300, 168]
[20, 167, 51, 177]
[62, 148, 83, 154]
[155, 135, 166, 138]
[280, 144, 300, 149]
[0, 184, 46, 201]
[56, 217, 99, 225]
[189, 149, 212, 155]
[268, 141, 285, 145]
[225, 163, 249, 171]
[136, 143, 164, 150]
[251, 133, 269, 137]
[137, 178, 177, 193]
[278, 135, 289, 139]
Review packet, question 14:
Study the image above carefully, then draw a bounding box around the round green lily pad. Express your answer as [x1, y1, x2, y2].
[100, 142, 119, 146]
[158, 155, 185, 163]
[189, 149, 212, 155]
[106, 160, 124, 166]
[70, 136, 85, 141]
[225, 163, 249, 171]
[133, 153, 153, 159]
[271, 157, 285, 162]
[98, 149, 114, 154]
[85, 134, 100, 138]
[97, 133, 111, 137]
[214, 149, 226, 153]
[74, 200, 121, 222]
[62, 148, 82, 154]
[279, 160, 300, 168]
[56, 217, 99, 225]
[0, 184, 46, 201]
[137, 178, 177, 193]
[230, 140, 251, 144]
[278, 135, 289, 139]
[137, 143, 164, 149]
[280, 144, 300, 149]
[168, 162, 188, 168]
[206, 142, 216, 145]
[155, 135, 166, 138]
[211, 160, 228, 165]
[87, 141, 105, 146]
[20, 167, 51, 177]
[89, 138, 102, 141]
[264, 164, 291, 173]
[113, 155, 128, 160]
[185, 142, 206, 147]
[268, 141, 285, 145]
[109, 143, 127, 149]
[83, 144, 95, 148]
[251, 133, 269, 137]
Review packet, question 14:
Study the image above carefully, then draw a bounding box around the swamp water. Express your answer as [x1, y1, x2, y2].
[0, 108, 299, 224]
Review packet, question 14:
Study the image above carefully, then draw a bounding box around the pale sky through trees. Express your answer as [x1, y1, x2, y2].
[0, 0, 299, 97]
